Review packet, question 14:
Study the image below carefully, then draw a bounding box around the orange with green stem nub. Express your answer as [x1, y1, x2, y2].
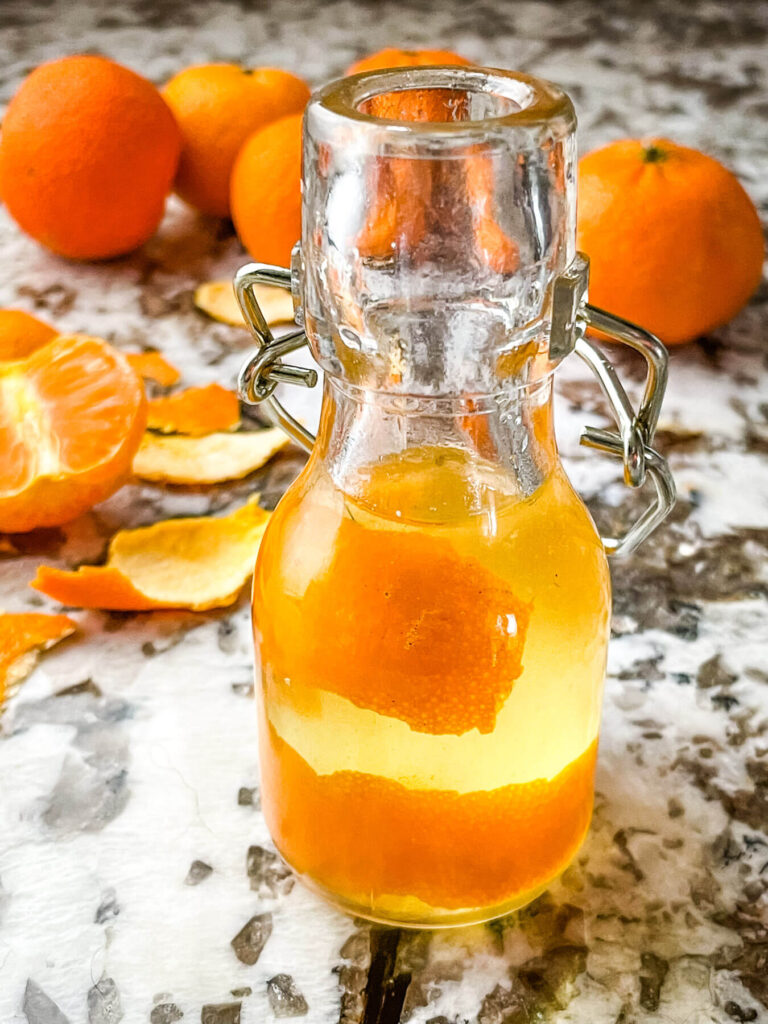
[163, 64, 310, 218]
[577, 137, 764, 345]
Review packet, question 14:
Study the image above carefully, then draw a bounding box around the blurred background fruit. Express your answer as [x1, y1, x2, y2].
[230, 112, 303, 267]
[577, 138, 764, 345]
[347, 47, 472, 75]
[0, 310, 57, 360]
[0, 334, 146, 532]
[162, 64, 310, 217]
[0, 55, 180, 260]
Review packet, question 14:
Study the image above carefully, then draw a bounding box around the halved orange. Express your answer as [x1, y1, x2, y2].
[0, 334, 147, 533]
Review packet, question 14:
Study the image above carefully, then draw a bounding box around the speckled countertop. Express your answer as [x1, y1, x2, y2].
[1, 1, 767, 1022]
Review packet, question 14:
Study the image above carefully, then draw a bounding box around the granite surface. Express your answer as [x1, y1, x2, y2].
[1, 1, 767, 1022]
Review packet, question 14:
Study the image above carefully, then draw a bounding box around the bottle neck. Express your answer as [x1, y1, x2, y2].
[312, 372, 559, 523]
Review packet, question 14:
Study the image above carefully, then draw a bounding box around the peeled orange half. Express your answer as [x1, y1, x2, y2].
[0, 335, 147, 533]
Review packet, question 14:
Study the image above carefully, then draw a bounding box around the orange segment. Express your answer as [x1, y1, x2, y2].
[0, 310, 57, 360]
[147, 382, 239, 435]
[261, 719, 596, 910]
[261, 518, 531, 736]
[0, 611, 76, 705]
[125, 351, 180, 387]
[32, 496, 270, 611]
[0, 334, 147, 533]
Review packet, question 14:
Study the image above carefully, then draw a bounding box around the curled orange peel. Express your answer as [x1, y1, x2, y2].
[125, 351, 181, 387]
[147, 382, 240, 436]
[31, 497, 270, 611]
[0, 611, 77, 705]
[133, 428, 289, 484]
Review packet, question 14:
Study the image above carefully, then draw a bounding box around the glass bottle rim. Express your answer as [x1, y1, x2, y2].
[312, 65, 576, 139]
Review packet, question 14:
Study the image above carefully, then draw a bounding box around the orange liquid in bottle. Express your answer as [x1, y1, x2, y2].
[254, 446, 610, 926]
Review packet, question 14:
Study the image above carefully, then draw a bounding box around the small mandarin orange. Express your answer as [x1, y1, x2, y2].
[0, 56, 180, 260]
[162, 64, 310, 217]
[230, 113, 303, 268]
[577, 138, 764, 345]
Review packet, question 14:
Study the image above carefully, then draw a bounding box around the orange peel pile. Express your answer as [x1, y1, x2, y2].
[133, 428, 288, 484]
[0, 611, 77, 705]
[194, 280, 294, 328]
[147, 382, 240, 435]
[31, 497, 270, 611]
[125, 350, 181, 387]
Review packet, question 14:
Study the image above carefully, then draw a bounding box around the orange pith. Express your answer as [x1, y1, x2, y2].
[0, 335, 147, 533]
[163, 64, 310, 217]
[0, 310, 57, 361]
[261, 516, 531, 736]
[261, 717, 597, 910]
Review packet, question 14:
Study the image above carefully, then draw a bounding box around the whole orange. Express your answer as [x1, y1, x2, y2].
[230, 113, 303, 268]
[162, 65, 310, 218]
[577, 138, 764, 345]
[347, 48, 472, 75]
[0, 56, 181, 261]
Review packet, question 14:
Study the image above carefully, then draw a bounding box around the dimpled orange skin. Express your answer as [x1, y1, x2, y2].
[0, 56, 181, 260]
[162, 65, 310, 217]
[347, 47, 473, 75]
[230, 113, 303, 268]
[0, 310, 57, 361]
[260, 714, 597, 910]
[262, 519, 531, 736]
[577, 138, 764, 345]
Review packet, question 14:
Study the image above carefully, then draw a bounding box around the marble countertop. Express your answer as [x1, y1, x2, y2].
[1, 1, 767, 1022]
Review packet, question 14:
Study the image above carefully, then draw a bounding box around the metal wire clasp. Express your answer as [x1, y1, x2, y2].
[235, 260, 317, 452]
[550, 253, 676, 555]
[236, 251, 675, 558]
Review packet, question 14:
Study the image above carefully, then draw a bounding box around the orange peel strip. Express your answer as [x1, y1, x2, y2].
[133, 428, 289, 484]
[125, 351, 181, 387]
[31, 496, 270, 611]
[147, 382, 240, 436]
[0, 310, 58, 361]
[194, 280, 294, 328]
[0, 611, 77, 705]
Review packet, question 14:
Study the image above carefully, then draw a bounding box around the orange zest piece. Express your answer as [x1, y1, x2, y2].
[31, 496, 270, 611]
[147, 382, 239, 436]
[0, 309, 57, 361]
[262, 518, 531, 736]
[0, 611, 77, 705]
[194, 279, 294, 328]
[125, 351, 181, 387]
[133, 428, 288, 484]
[261, 718, 597, 910]
[0, 334, 147, 533]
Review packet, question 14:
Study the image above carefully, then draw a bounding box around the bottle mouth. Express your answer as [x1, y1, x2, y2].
[314, 65, 576, 138]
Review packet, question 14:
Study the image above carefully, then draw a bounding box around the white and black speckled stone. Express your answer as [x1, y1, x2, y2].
[0, 2, 767, 1022]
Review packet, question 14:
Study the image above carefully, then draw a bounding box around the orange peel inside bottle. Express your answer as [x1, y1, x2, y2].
[263, 518, 531, 736]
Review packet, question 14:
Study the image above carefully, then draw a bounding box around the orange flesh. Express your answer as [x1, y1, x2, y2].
[261, 715, 597, 911]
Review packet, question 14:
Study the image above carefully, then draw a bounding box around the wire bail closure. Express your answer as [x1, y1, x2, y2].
[236, 250, 675, 557]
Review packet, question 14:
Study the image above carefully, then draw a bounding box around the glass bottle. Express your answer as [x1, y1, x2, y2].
[236, 66, 675, 928]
